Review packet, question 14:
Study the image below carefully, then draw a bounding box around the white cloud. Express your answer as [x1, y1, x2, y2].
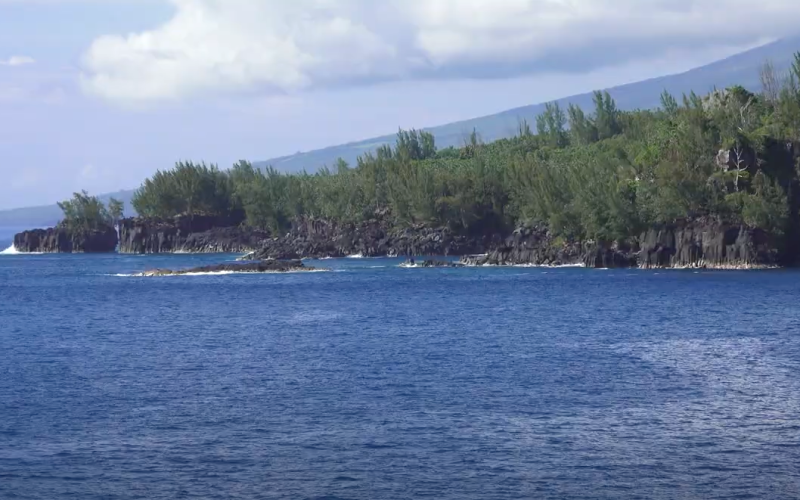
[80, 0, 800, 103]
[0, 56, 36, 67]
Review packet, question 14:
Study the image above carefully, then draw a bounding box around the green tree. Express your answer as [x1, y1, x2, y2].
[108, 198, 124, 225]
[58, 191, 111, 230]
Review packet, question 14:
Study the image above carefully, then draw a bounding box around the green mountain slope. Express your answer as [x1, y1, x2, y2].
[3, 36, 799, 228]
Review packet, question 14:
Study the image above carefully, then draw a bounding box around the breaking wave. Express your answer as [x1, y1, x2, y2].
[0, 245, 19, 255]
[1, 245, 43, 255]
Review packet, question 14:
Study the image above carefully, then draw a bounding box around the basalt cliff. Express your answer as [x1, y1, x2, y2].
[13, 225, 118, 253]
[118, 214, 270, 254]
[460, 219, 781, 269]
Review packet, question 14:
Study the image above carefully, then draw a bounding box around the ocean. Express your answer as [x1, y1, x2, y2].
[1, 253, 799, 499]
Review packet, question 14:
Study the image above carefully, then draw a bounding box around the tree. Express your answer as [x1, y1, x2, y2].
[568, 104, 597, 145]
[536, 102, 569, 148]
[593, 91, 621, 140]
[108, 198, 124, 225]
[58, 191, 111, 231]
[760, 60, 781, 103]
[660, 90, 679, 117]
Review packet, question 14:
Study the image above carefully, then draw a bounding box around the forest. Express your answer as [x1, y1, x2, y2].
[123, 56, 800, 247]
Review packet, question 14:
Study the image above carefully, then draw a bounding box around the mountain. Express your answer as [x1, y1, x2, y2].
[3, 36, 800, 228]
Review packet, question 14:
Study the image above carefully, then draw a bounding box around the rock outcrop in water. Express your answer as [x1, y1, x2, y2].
[400, 258, 465, 268]
[243, 213, 492, 260]
[13, 225, 118, 253]
[119, 215, 271, 254]
[139, 259, 314, 276]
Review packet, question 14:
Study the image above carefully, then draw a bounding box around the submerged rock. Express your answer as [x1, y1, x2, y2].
[139, 259, 314, 276]
[13, 225, 118, 253]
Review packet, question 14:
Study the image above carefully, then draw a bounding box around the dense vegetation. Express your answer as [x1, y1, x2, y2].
[131, 56, 800, 246]
[58, 191, 124, 230]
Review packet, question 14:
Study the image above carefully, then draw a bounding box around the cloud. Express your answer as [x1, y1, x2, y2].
[80, 0, 800, 103]
[0, 56, 36, 67]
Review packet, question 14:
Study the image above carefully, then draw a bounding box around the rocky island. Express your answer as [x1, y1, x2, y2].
[138, 259, 316, 276]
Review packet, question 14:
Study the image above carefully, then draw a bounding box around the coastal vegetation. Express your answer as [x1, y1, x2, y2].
[57, 191, 123, 231]
[115, 55, 800, 254]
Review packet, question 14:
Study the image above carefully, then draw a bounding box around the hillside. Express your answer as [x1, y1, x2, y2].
[2, 35, 799, 228]
[256, 36, 800, 172]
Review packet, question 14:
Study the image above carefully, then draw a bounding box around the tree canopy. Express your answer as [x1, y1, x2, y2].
[58, 191, 112, 231]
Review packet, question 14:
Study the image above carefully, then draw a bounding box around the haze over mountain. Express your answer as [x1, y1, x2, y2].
[2, 34, 798, 228]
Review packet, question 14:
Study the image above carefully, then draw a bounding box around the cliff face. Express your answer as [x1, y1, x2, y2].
[118, 215, 270, 254]
[639, 222, 780, 269]
[13, 226, 118, 253]
[460, 225, 583, 266]
[460, 220, 781, 269]
[245, 215, 493, 260]
[458, 226, 636, 268]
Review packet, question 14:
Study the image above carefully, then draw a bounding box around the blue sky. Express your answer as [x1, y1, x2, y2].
[1, 0, 798, 209]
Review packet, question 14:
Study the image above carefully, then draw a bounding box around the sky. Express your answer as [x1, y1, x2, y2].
[1, 0, 799, 210]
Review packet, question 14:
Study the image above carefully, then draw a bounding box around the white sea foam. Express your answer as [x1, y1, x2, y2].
[1, 245, 43, 255]
[1, 244, 19, 255]
[116, 269, 331, 277]
[346, 253, 365, 259]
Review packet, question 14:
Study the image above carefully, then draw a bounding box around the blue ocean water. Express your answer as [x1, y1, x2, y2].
[1, 254, 800, 499]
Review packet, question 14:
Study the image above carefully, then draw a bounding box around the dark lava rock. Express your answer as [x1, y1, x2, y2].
[140, 259, 314, 276]
[460, 219, 781, 269]
[639, 221, 779, 269]
[460, 225, 583, 267]
[14, 225, 118, 253]
[402, 258, 464, 268]
[119, 214, 271, 254]
[582, 244, 638, 269]
[246, 215, 490, 260]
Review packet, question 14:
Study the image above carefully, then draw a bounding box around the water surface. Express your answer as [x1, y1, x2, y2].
[1, 254, 799, 499]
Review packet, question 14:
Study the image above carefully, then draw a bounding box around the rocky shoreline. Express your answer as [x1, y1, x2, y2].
[241, 214, 492, 261]
[10, 213, 788, 270]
